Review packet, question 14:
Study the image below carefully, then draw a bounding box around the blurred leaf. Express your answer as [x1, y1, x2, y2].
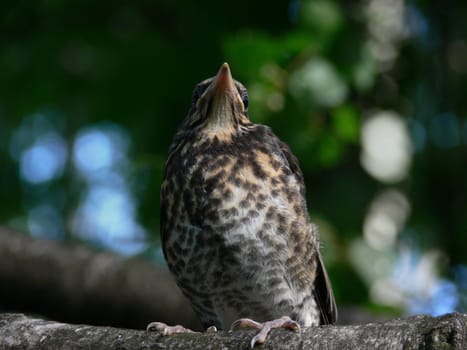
[316, 133, 343, 166]
[300, 0, 343, 37]
[223, 32, 287, 80]
[332, 104, 360, 143]
[352, 43, 377, 91]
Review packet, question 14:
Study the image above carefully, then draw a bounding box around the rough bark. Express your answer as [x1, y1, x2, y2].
[1, 312, 466, 350]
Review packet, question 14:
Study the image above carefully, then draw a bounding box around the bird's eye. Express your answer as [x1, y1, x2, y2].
[242, 94, 249, 110]
[236, 83, 249, 111]
[238, 88, 248, 111]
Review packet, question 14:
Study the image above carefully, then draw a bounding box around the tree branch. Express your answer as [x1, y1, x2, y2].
[1, 312, 466, 349]
[0, 226, 200, 330]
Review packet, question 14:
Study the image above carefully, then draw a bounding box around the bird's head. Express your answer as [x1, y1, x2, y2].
[185, 63, 251, 138]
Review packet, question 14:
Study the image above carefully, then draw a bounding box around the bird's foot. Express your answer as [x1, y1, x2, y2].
[146, 322, 194, 336]
[231, 316, 300, 348]
[146, 322, 217, 336]
[206, 325, 218, 332]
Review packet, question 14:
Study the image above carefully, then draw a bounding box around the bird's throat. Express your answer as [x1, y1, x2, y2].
[203, 95, 237, 137]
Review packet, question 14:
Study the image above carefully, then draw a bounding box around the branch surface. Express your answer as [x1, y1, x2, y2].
[1, 312, 466, 350]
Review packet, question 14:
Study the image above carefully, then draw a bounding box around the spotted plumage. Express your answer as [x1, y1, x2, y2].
[156, 63, 337, 345]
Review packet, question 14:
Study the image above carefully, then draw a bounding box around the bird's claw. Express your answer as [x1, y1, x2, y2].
[231, 318, 262, 330]
[231, 316, 300, 348]
[146, 322, 194, 336]
[206, 325, 218, 333]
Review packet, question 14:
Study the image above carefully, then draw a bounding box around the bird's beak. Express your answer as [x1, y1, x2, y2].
[201, 63, 237, 104]
[197, 63, 244, 129]
[211, 63, 236, 95]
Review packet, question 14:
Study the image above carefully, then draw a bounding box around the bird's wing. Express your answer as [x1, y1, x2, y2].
[268, 127, 337, 324]
[312, 224, 338, 325]
[275, 136, 306, 196]
[159, 136, 190, 260]
[159, 178, 170, 260]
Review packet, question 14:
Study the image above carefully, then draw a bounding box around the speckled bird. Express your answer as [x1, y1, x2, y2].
[148, 63, 337, 347]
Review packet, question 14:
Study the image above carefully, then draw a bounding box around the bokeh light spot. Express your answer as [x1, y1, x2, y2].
[20, 133, 67, 184]
[73, 130, 114, 174]
[71, 124, 145, 256]
[289, 57, 348, 107]
[364, 190, 410, 251]
[361, 110, 412, 183]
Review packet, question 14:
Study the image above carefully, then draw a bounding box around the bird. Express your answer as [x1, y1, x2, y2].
[147, 63, 337, 348]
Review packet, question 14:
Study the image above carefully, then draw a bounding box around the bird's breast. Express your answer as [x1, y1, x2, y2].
[161, 133, 320, 328]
